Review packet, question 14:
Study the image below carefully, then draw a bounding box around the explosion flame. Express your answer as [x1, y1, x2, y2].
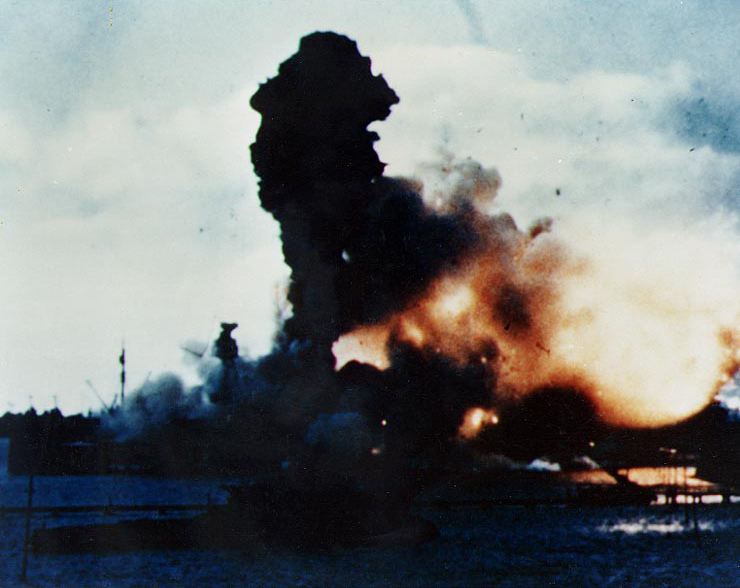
[334, 155, 740, 428]
[109, 32, 740, 477]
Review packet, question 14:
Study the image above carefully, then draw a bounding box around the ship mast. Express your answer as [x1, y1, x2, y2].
[119, 345, 126, 404]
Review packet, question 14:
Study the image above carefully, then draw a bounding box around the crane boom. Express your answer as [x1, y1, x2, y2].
[85, 379, 111, 412]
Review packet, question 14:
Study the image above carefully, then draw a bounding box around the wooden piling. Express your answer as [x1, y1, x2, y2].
[20, 471, 34, 584]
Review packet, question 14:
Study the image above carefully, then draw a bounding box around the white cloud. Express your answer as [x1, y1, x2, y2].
[374, 45, 740, 226]
[0, 86, 284, 414]
[0, 110, 34, 164]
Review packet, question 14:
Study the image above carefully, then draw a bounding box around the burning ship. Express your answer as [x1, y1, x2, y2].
[31, 33, 448, 551]
[27, 27, 740, 552]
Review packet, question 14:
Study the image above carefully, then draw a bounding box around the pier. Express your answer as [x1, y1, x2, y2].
[1, 503, 216, 516]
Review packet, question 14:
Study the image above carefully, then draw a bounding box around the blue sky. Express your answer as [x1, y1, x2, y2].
[3, 1, 740, 414]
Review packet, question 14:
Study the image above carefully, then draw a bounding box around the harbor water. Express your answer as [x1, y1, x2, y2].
[3, 441, 740, 587]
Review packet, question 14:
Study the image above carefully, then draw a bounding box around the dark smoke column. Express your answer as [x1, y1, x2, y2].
[250, 32, 399, 345]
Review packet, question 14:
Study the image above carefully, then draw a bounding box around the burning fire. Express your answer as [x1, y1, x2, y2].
[332, 325, 391, 370]
[333, 163, 740, 430]
[459, 407, 499, 439]
[255, 32, 740, 437]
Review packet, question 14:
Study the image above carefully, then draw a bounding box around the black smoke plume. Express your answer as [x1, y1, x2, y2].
[251, 32, 478, 344]
[104, 32, 599, 482]
[250, 32, 490, 472]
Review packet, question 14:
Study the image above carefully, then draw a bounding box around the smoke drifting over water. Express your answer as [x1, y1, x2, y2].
[109, 32, 740, 471]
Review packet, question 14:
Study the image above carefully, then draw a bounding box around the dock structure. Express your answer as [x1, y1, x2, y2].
[1, 503, 215, 517]
[653, 484, 737, 505]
